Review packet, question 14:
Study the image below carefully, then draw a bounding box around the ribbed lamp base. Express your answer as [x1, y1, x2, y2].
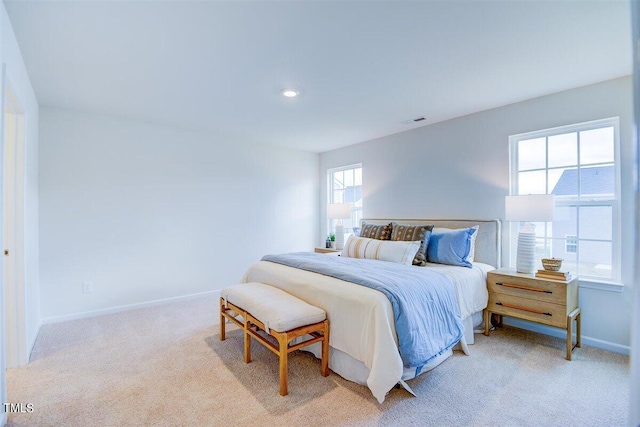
[516, 231, 536, 274]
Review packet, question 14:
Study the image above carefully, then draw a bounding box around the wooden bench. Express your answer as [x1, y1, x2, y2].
[219, 282, 330, 396]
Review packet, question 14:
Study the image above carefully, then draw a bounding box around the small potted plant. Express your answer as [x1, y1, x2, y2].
[329, 232, 336, 248]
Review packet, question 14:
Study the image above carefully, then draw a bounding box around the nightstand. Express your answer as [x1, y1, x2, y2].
[314, 247, 341, 254]
[484, 269, 581, 360]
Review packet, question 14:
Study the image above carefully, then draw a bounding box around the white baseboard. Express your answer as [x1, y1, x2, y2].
[40, 290, 220, 325]
[504, 318, 630, 355]
[27, 321, 42, 363]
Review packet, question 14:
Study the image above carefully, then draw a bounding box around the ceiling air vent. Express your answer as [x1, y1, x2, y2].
[401, 116, 427, 125]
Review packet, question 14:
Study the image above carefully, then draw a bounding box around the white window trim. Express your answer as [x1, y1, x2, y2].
[327, 163, 363, 235]
[508, 117, 621, 282]
[327, 163, 363, 203]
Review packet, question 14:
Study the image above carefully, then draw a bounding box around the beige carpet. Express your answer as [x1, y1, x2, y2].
[5, 295, 629, 427]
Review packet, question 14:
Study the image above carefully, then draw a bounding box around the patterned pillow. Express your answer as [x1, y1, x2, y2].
[341, 236, 421, 265]
[390, 224, 434, 266]
[359, 222, 394, 240]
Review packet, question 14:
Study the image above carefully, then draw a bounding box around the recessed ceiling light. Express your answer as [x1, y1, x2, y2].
[281, 89, 299, 98]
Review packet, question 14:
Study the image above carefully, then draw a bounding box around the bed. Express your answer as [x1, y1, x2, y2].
[241, 219, 501, 403]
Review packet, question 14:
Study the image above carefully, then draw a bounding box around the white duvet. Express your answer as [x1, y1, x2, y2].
[241, 259, 491, 403]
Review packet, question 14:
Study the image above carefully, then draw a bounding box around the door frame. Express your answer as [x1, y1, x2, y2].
[2, 68, 27, 369]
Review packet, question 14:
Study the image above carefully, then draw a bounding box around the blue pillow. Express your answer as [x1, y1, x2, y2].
[427, 226, 479, 268]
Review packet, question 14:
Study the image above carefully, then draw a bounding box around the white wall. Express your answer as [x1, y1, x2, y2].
[320, 77, 634, 352]
[0, 1, 40, 422]
[0, 11, 5, 424]
[39, 107, 318, 320]
[630, 2, 640, 424]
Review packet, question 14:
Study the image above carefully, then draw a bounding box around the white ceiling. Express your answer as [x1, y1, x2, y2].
[4, 0, 632, 153]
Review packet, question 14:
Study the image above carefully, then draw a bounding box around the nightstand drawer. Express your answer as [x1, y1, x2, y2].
[488, 293, 566, 328]
[488, 276, 566, 305]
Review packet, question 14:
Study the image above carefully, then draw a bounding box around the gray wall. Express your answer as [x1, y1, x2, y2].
[39, 107, 319, 321]
[320, 76, 633, 352]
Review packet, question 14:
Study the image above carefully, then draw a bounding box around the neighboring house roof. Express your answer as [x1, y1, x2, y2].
[343, 185, 362, 203]
[551, 165, 614, 196]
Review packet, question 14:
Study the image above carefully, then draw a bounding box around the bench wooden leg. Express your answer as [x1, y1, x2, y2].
[219, 298, 226, 341]
[321, 320, 329, 377]
[244, 316, 252, 364]
[277, 332, 289, 396]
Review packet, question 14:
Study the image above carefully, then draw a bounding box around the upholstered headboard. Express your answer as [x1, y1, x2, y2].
[361, 219, 502, 268]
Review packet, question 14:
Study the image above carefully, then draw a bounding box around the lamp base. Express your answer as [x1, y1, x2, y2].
[515, 230, 536, 274]
[335, 224, 345, 250]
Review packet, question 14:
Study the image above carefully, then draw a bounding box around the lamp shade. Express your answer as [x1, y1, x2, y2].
[327, 203, 352, 219]
[505, 195, 555, 222]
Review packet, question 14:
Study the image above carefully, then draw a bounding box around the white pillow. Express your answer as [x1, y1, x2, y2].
[341, 235, 421, 265]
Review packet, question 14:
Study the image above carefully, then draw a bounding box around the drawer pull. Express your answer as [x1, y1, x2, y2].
[496, 302, 552, 316]
[496, 282, 552, 294]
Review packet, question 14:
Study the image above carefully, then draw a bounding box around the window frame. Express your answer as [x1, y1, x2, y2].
[509, 117, 621, 282]
[565, 234, 577, 254]
[327, 163, 363, 236]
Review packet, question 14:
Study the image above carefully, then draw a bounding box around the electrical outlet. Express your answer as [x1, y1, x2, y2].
[83, 281, 93, 293]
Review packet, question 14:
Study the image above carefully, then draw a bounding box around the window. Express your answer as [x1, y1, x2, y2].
[510, 118, 620, 281]
[328, 164, 362, 236]
[565, 235, 577, 254]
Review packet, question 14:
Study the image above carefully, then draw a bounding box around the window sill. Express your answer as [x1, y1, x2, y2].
[578, 278, 624, 293]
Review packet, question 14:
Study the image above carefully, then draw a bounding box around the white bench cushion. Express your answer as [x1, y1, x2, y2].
[221, 282, 326, 333]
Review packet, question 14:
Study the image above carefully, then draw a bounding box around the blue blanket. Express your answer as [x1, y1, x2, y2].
[261, 252, 464, 369]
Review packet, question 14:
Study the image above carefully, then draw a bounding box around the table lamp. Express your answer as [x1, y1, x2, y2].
[505, 194, 555, 274]
[327, 203, 352, 250]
